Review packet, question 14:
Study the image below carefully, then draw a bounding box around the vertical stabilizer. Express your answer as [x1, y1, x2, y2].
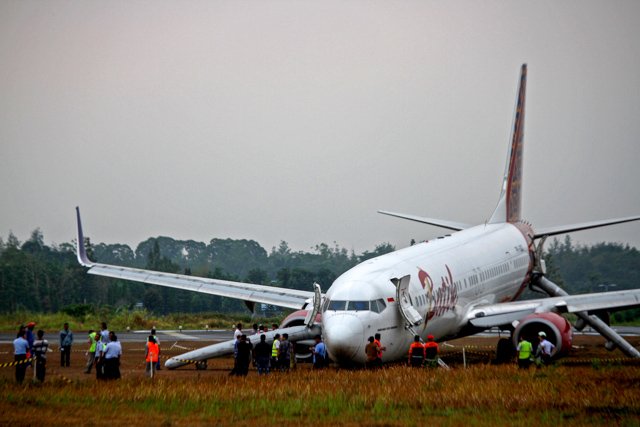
[489, 64, 527, 224]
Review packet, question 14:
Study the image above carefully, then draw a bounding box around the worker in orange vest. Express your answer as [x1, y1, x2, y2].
[145, 335, 160, 378]
[424, 334, 440, 368]
[408, 335, 425, 367]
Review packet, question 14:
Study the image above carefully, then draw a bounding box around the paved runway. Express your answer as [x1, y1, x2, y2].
[2, 326, 639, 345]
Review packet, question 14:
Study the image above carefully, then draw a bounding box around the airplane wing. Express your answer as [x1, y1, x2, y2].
[533, 215, 640, 238]
[377, 210, 473, 231]
[75, 208, 314, 310]
[467, 289, 640, 328]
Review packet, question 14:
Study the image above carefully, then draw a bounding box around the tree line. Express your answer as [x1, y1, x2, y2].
[0, 229, 638, 322]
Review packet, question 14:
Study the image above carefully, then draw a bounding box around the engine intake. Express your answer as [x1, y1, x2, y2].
[513, 312, 572, 359]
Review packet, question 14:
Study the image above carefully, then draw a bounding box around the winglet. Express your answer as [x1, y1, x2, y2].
[489, 64, 527, 224]
[75, 207, 94, 267]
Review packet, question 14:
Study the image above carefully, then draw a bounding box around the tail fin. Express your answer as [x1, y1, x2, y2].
[489, 64, 527, 224]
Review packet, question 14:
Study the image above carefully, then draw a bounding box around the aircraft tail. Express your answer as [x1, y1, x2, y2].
[489, 64, 527, 224]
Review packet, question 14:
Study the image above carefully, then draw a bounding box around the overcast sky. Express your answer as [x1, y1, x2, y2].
[1, 1, 639, 256]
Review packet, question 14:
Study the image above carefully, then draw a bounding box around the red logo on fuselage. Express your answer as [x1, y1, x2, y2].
[418, 265, 458, 320]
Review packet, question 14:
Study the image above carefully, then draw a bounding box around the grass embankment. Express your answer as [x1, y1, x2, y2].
[1, 364, 639, 425]
[0, 310, 284, 332]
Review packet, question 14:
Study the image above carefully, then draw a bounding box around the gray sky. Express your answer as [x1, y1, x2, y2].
[1, 1, 639, 255]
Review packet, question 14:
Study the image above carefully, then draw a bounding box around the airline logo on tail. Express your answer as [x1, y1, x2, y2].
[506, 64, 526, 223]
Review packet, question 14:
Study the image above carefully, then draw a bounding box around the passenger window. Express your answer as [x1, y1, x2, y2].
[347, 301, 369, 311]
[328, 300, 346, 311]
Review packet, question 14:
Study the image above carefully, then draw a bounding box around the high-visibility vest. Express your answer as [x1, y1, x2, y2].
[424, 341, 439, 359]
[89, 332, 97, 353]
[519, 341, 532, 359]
[272, 340, 279, 357]
[147, 342, 159, 362]
[410, 342, 425, 359]
[374, 339, 382, 358]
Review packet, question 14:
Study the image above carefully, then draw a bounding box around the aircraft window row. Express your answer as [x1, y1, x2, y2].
[479, 262, 510, 282]
[324, 299, 387, 313]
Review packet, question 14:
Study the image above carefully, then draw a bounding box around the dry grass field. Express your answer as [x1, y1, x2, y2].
[1, 334, 639, 426]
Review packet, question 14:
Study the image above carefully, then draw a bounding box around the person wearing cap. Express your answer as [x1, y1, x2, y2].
[516, 336, 533, 369]
[59, 323, 74, 367]
[408, 335, 425, 367]
[424, 334, 440, 368]
[536, 332, 555, 365]
[310, 334, 327, 369]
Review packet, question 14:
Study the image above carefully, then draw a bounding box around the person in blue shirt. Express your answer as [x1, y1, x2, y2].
[311, 335, 327, 369]
[14, 329, 30, 384]
[103, 334, 122, 380]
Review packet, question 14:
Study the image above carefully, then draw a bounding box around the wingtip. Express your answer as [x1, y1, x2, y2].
[75, 207, 94, 267]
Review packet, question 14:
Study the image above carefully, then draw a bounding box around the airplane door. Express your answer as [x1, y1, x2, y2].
[304, 283, 322, 327]
[391, 275, 423, 327]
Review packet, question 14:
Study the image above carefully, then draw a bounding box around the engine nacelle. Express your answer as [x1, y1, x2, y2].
[279, 310, 322, 361]
[513, 312, 572, 359]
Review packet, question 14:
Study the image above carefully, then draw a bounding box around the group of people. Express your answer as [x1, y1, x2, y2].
[516, 331, 556, 368]
[12, 322, 78, 384]
[84, 323, 122, 380]
[364, 333, 388, 369]
[229, 323, 297, 376]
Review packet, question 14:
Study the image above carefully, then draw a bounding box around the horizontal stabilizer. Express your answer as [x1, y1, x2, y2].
[377, 210, 472, 231]
[533, 215, 640, 239]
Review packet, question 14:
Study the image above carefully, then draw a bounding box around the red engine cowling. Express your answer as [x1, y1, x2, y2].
[513, 312, 573, 359]
[278, 310, 322, 361]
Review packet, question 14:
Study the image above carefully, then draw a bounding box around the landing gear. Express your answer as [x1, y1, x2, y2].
[495, 338, 515, 364]
[195, 361, 207, 370]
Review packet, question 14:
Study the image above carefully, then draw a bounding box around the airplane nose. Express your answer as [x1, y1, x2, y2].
[324, 315, 364, 364]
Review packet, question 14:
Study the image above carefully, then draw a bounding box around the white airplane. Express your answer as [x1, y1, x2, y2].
[75, 64, 640, 368]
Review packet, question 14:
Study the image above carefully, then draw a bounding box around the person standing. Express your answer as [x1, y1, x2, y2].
[100, 323, 109, 344]
[32, 330, 49, 382]
[145, 336, 159, 378]
[424, 335, 440, 368]
[408, 335, 425, 367]
[25, 322, 35, 367]
[84, 330, 98, 373]
[365, 336, 381, 370]
[148, 328, 161, 371]
[254, 334, 271, 375]
[13, 330, 30, 384]
[374, 333, 386, 367]
[536, 332, 555, 365]
[250, 324, 259, 336]
[103, 334, 122, 380]
[234, 323, 243, 341]
[516, 336, 533, 369]
[59, 323, 74, 367]
[271, 333, 281, 371]
[278, 333, 293, 373]
[236, 334, 253, 376]
[94, 335, 105, 380]
[311, 335, 327, 369]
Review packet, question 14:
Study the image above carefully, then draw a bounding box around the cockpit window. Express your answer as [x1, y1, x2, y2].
[327, 300, 347, 311]
[347, 301, 369, 311]
[371, 300, 380, 313]
[376, 299, 387, 313]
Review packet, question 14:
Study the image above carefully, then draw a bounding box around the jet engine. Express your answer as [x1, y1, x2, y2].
[278, 310, 322, 361]
[512, 312, 572, 358]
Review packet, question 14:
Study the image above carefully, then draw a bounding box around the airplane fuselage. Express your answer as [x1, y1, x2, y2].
[322, 222, 534, 365]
